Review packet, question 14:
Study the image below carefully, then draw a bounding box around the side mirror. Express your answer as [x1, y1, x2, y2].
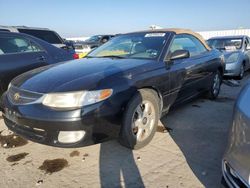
[170, 50, 190, 61]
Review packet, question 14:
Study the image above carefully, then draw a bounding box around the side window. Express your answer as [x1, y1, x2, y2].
[0, 36, 42, 55]
[169, 34, 207, 57]
[30, 41, 43, 52]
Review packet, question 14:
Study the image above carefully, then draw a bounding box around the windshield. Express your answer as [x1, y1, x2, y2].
[86, 35, 102, 42]
[207, 38, 243, 50]
[18, 29, 63, 44]
[88, 32, 168, 59]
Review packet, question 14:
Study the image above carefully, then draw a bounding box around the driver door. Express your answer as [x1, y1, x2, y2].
[167, 34, 210, 104]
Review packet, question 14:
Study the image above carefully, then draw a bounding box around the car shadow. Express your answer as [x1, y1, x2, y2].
[99, 141, 145, 188]
[160, 95, 233, 188]
[98, 64, 145, 188]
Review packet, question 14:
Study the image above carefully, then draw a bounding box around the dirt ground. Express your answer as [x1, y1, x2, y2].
[0, 74, 249, 188]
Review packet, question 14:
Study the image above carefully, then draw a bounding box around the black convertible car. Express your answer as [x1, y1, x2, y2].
[1, 29, 225, 149]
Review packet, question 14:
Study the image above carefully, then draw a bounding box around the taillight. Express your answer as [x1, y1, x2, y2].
[73, 53, 79, 59]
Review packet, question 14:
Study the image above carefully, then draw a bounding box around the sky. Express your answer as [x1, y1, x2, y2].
[1, 0, 250, 38]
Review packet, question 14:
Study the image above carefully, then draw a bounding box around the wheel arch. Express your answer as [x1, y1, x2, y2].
[137, 86, 163, 114]
[242, 60, 246, 67]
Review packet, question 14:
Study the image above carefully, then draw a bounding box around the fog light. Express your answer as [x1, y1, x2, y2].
[58, 131, 85, 143]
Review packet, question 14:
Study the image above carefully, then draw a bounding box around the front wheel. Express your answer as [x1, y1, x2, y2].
[207, 70, 222, 100]
[237, 64, 245, 80]
[119, 89, 160, 150]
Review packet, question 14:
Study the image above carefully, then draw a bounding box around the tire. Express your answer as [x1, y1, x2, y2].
[236, 63, 245, 80]
[119, 89, 160, 150]
[207, 70, 222, 100]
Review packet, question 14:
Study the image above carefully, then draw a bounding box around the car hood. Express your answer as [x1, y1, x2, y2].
[221, 50, 241, 58]
[11, 58, 155, 93]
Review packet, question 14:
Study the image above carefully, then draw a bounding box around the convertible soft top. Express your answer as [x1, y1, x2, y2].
[128, 28, 211, 50]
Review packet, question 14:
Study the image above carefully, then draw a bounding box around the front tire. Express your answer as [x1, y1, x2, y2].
[207, 70, 222, 100]
[119, 89, 160, 150]
[237, 64, 245, 80]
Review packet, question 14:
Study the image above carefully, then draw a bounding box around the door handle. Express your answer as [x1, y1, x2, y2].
[36, 56, 46, 62]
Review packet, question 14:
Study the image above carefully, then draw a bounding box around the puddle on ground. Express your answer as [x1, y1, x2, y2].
[11, 162, 19, 166]
[70, 150, 80, 157]
[6, 152, 29, 162]
[83, 153, 89, 157]
[39, 159, 69, 174]
[0, 134, 28, 148]
[157, 126, 172, 133]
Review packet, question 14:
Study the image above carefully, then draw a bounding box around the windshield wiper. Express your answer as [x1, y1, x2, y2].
[99, 55, 125, 59]
[85, 56, 97, 58]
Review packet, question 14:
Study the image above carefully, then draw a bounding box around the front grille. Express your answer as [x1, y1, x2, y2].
[5, 118, 46, 141]
[7, 85, 43, 105]
[223, 161, 248, 188]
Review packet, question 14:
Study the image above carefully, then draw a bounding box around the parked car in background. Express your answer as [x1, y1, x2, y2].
[71, 35, 115, 58]
[73, 42, 92, 58]
[0, 25, 74, 51]
[207, 36, 250, 79]
[222, 81, 250, 187]
[1, 29, 224, 149]
[0, 31, 74, 95]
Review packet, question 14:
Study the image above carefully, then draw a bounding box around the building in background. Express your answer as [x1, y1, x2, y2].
[66, 37, 89, 42]
[197, 29, 250, 40]
[66, 28, 250, 42]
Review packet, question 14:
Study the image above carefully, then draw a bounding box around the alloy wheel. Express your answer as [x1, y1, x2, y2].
[132, 100, 156, 142]
[213, 73, 221, 95]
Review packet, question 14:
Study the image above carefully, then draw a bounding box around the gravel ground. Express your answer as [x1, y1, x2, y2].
[0, 73, 249, 188]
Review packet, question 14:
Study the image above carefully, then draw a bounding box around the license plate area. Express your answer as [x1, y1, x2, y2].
[4, 108, 17, 123]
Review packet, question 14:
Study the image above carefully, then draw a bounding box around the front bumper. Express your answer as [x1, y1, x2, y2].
[224, 62, 241, 76]
[1, 93, 121, 148]
[222, 96, 250, 187]
[222, 160, 249, 188]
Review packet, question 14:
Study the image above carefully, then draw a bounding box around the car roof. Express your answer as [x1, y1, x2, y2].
[126, 28, 211, 50]
[0, 31, 35, 36]
[208, 35, 247, 40]
[0, 25, 51, 31]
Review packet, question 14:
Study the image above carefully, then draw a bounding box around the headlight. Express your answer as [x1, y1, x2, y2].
[42, 89, 113, 109]
[225, 53, 240, 64]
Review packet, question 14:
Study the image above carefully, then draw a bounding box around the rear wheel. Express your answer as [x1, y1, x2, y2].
[119, 89, 160, 149]
[207, 70, 222, 100]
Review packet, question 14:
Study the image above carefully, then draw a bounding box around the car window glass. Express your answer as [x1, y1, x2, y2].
[89, 33, 167, 59]
[170, 34, 207, 57]
[0, 36, 41, 55]
[18, 29, 63, 44]
[30, 41, 43, 52]
[207, 38, 243, 50]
